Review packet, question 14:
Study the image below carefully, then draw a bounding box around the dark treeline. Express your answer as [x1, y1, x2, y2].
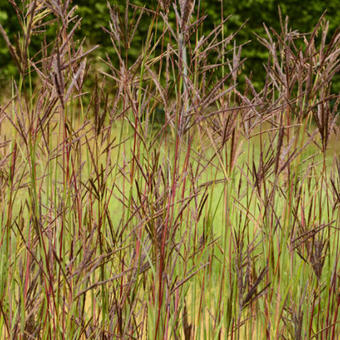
[0, 0, 339, 92]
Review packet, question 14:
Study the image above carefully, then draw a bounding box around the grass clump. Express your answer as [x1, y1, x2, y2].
[0, 1, 339, 339]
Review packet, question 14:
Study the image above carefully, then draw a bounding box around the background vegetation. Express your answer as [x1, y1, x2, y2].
[1, 0, 339, 91]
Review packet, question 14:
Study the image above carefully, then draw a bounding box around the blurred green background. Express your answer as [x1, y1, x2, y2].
[0, 0, 339, 92]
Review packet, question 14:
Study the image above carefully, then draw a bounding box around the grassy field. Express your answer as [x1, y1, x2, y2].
[0, 1, 339, 339]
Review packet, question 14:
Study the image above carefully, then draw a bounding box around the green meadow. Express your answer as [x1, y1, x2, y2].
[0, 1, 339, 339]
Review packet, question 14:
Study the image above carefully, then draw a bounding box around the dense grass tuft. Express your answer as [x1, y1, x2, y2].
[0, 1, 339, 338]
